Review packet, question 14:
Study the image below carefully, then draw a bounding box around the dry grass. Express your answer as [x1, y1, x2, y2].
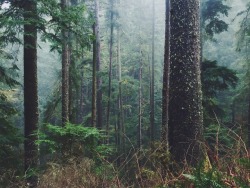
[2, 123, 250, 187]
[37, 157, 122, 188]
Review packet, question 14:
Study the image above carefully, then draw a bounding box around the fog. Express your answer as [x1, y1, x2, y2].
[5, 0, 247, 123]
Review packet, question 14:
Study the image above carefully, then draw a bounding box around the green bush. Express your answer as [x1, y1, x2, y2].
[37, 123, 112, 160]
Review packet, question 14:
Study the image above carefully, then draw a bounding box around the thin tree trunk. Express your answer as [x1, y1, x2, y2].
[92, 23, 97, 127]
[148, 54, 152, 138]
[162, 0, 170, 146]
[150, 0, 155, 144]
[161, 0, 170, 177]
[117, 25, 125, 165]
[61, 0, 70, 125]
[106, 0, 114, 143]
[138, 51, 142, 150]
[23, 0, 38, 186]
[79, 68, 85, 123]
[95, 0, 103, 129]
[69, 50, 75, 123]
[116, 0, 124, 165]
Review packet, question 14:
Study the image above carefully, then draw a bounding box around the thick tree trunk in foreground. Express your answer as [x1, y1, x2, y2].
[61, 0, 70, 125]
[23, 0, 38, 186]
[168, 0, 203, 165]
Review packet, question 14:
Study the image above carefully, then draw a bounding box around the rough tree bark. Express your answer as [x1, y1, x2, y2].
[168, 0, 204, 165]
[23, 0, 38, 186]
[61, 0, 70, 125]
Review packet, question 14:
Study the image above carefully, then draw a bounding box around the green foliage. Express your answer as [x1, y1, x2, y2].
[202, 59, 238, 98]
[0, 5, 23, 46]
[204, 124, 234, 149]
[233, 4, 250, 125]
[39, 0, 94, 53]
[201, 0, 230, 39]
[0, 96, 22, 185]
[0, 117, 22, 170]
[236, 4, 250, 51]
[0, 63, 19, 87]
[183, 164, 226, 188]
[94, 163, 116, 181]
[201, 59, 238, 121]
[0, 47, 21, 186]
[182, 157, 250, 188]
[37, 122, 112, 159]
[237, 158, 250, 171]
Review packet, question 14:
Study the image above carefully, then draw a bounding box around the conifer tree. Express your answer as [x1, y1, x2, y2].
[23, 0, 39, 186]
[168, 0, 203, 165]
[61, 0, 70, 125]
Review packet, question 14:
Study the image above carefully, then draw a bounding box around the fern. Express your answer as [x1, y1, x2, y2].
[183, 166, 226, 188]
[37, 123, 112, 160]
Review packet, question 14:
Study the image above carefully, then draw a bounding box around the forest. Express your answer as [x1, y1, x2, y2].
[0, 0, 250, 187]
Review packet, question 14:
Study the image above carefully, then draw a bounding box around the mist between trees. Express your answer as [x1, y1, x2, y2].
[0, 0, 250, 187]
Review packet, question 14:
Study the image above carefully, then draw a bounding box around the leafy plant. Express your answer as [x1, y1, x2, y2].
[201, 59, 238, 123]
[0, 46, 21, 187]
[183, 167, 226, 188]
[37, 123, 112, 160]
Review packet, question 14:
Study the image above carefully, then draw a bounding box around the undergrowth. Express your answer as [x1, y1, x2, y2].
[2, 122, 250, 187]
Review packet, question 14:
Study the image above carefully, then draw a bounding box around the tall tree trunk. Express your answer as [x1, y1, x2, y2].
[162, 0, 170, 146]
[92, 23, 97, 127]
[61, 0, 70, 125]
[117, 0, 125, 163]
[23, 1, 38, 186]
[106, 0, 114, 143]
[69, 50, 75, 123]
[150, 0, 155, 144]
[117, 24, 125, 165]
[95, 0, 103, 129]
[78, 68, 85, 123]
[161, 0, 170, 177]
[68, 0, 79, 123]
[138, 50, 142, 150]
[168, 0, 203, 165]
